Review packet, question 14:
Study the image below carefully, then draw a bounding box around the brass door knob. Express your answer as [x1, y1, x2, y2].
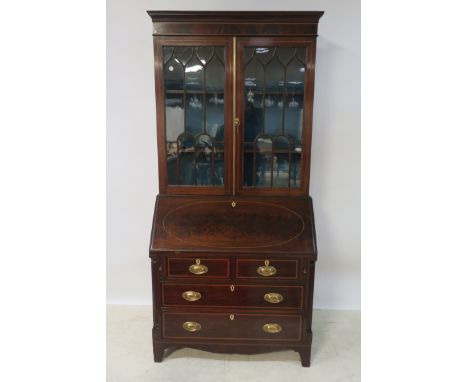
[264, 293, 283, 304]
[257, 260, 277, 277]
[182, 321, 202, 332]
[262, 323, 282, 334]
[181, 291, 202, 302]
[189, 259, 208, 275]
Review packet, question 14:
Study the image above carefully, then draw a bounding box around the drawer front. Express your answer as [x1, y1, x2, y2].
[236, 258, 299, 280]
[167, 257, 229, 278]
[163, 312, 302, 341]
[162, 284, 303, 309]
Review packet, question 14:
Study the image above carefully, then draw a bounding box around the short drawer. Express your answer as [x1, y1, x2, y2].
[162, 284, 303, 309]
[163, 312, 302, 341]
[167, 257, 229, 278]
[236, 258, 299, 280]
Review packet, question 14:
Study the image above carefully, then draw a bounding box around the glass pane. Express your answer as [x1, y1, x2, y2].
[242, 45, 307, 190]
[284, 94, 303, 140]
[215, 47, 225, 63]
[255, 135, 273, 187]
[186, 94, 204, 135]
[272, 136, 291, 188]
[291, 152, 301, 188]
[174, 47, 193, 65]
[206, 93, 224, 138]
[264, 94, 283, 136]
[163, 47, 174, 64]
[177, 133, 195, 185]
[196, 47, 214, 65]
[205, 55, 224, 92]
[286, 57, 305, 93]
[244, 56, 264, 91]
[265, 56, 284, 93]
[256, 47, 275, 65]
[164, 58, 183, 91]
[185, 56, 204, 92]
[194, 134, 214, 185]
[277, 47, 296, 66]
[163, 44, 225, 187]
[165, 94, 184, 142]
[244, 93, 264, 141]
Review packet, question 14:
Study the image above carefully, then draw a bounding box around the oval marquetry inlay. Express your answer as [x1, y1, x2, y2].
[163, 201, 304, 249]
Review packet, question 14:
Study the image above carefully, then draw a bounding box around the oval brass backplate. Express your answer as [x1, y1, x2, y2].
[189, 259, 208, 275]
[257, 265, 277, 277]
[182, 291, 202, 302]
[183, 321, 202, 332]
[264, 293, 283, 304]
[262, 323, 282, 334]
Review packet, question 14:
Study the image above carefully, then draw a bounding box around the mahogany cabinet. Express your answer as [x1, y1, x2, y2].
[147, 11, 324, 367]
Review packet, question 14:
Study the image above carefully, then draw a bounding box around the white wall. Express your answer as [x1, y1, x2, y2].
[107, 0, 360, 309]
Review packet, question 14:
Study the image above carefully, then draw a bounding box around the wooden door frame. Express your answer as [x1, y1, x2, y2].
[234, 37, 317, 197]
[154, 36, 234, 195]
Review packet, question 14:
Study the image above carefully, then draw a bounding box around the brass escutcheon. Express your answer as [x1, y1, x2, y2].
[264, 292, 284, 304]
[189, 258, 208, 275]
[182, 321, 202, 332]
[230, 284, 235, 292]
[231, 201, 236, 208]
[257, 260, 277, 277]
[181, 291, 202, 302]
[262, 323, 282, 334]
[229, 314, 235, 320]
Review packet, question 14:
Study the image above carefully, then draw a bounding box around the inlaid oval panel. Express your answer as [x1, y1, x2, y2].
[162, 201, 304, 249]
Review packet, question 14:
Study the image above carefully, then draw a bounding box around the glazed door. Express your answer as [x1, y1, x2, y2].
[235, 38, 316, 195]
[154, 36, 233, 195]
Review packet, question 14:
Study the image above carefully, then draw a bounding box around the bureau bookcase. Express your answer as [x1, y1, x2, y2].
[147, 11, 324, 367]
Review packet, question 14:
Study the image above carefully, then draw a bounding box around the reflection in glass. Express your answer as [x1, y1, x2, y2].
[164, 45, 225, 187]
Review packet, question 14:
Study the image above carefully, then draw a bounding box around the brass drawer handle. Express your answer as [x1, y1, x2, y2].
[189, 259, 208, 275]
[182, 321, 202, 332]
[181, 291, 202, 302]
[262, 323, 282, 334]
[264, 292, 283, 304]
[257, 260, 277, 277]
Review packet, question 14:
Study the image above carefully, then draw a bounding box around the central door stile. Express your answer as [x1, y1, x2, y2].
[232, 36, 237, 196]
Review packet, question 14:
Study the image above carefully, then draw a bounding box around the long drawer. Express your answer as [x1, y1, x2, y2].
[162, 312, 302, 341]
[162, 283, 303, 309]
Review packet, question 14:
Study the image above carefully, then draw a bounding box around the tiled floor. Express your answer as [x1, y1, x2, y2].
[107, 305, 360, 382]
